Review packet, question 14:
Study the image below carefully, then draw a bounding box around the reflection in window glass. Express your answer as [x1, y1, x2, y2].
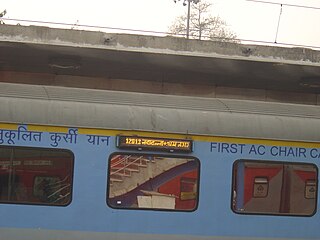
[107, 154, 199, 211]
[0, 146, 73, 206]
[232, 160, 318, 216]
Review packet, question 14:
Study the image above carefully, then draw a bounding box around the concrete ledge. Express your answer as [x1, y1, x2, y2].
[1, 24, 320, 65]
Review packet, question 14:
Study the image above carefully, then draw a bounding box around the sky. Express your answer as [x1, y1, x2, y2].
[1, 0, 320, 48]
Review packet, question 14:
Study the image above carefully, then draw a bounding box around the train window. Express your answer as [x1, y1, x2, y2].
[107, 153, 199, 211]
[0, 146, 73, 206]
[232, 160, 318, 216]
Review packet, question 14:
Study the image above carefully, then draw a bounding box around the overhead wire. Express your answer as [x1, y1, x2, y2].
[246, 0, 320, 46]
[245, 0, 320, 38]
[246, 0, 320, 10]
[274, 4, 283, 43]
[0, 17, 169, 36]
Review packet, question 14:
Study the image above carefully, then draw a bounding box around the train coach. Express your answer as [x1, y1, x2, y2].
[0, 81, 320, 240]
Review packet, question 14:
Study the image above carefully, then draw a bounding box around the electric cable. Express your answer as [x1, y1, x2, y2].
[246, 0, 320, 10]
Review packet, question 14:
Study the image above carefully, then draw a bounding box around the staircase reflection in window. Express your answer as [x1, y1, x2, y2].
[107, 154, 200, 211]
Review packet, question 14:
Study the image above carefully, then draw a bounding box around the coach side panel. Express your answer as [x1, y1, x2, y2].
[0, 124, 319, 240]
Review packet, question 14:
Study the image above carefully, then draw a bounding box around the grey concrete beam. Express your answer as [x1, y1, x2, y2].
[1, 24, 320, 66]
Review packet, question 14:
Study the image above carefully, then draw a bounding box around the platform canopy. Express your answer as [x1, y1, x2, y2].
[1, 24, 320, 93]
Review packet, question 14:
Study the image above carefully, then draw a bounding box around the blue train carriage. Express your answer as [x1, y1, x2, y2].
[0, 82, 319, 240]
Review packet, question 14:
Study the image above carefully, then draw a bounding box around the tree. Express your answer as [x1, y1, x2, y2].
[169, 1, 238, 42]
[0, 9, 7, 24]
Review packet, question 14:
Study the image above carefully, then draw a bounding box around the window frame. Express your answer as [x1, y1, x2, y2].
[231, 159, 318, 217]
[106, 152, 200, 212]
[0, 145, 74, 207]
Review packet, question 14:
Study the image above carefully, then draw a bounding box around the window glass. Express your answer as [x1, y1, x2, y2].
[107, 154, 199, 211]
[0, 146, 73, 206]
[232, 160, 318, 216]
